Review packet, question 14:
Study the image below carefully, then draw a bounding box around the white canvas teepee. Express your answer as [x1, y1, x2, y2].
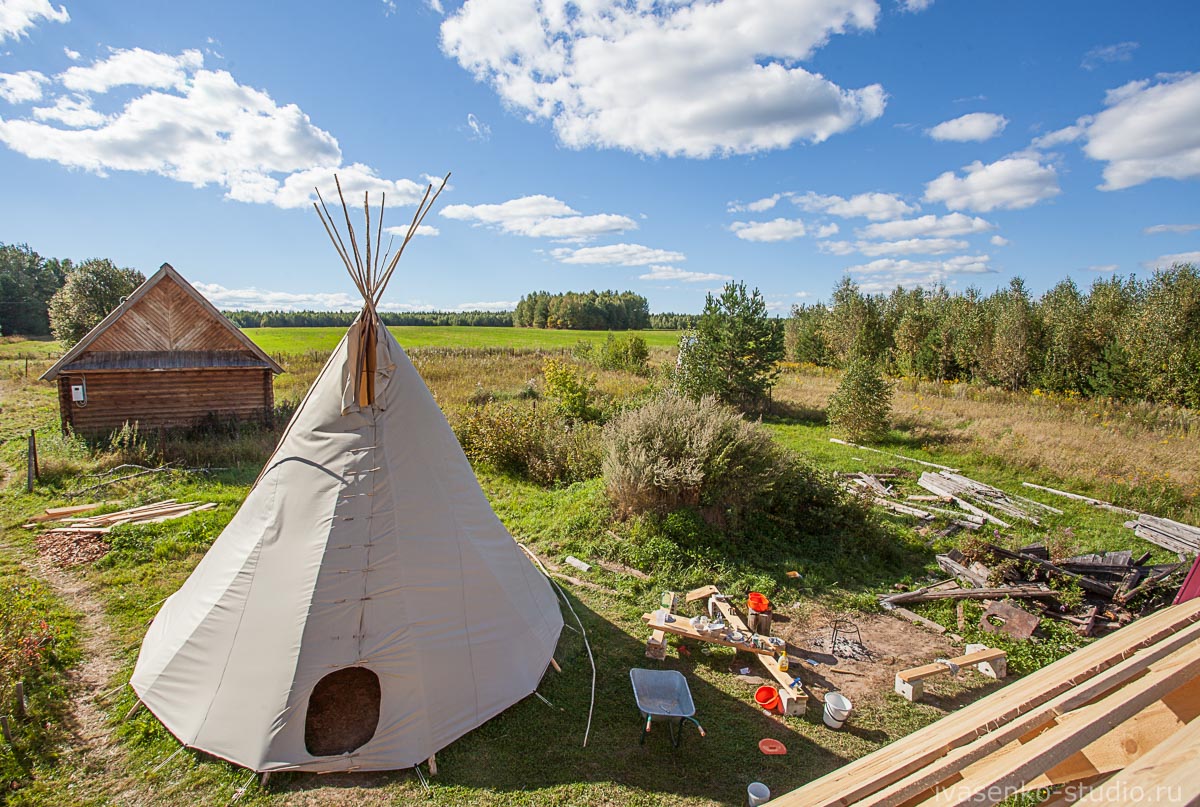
[131, 176, 564, 773]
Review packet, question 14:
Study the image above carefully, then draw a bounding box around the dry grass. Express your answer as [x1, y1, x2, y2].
[775, 366, 1200, 495]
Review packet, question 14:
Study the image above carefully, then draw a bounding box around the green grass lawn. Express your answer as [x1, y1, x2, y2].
[244, 326, 684, 354]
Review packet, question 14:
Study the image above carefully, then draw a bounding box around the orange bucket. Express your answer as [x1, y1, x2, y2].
[748, 592, 770, 613]
[755, 685, 781, 713]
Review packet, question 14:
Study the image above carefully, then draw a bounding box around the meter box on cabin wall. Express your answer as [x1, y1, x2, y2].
[70, 381, 86, 404]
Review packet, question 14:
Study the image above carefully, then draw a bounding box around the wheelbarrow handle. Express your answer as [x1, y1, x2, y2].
[645, 715, 653, 734]
[684, 716, 706, 737]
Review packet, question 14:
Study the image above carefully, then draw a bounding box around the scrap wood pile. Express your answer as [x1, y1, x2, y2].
[881, 541, 1188, 639]
[25, 500, 216, 567]
[840, 468, 1060, 531]
[772, 597, 1200, 807]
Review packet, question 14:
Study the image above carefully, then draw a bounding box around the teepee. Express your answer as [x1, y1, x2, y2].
[131, 175, 564, 773]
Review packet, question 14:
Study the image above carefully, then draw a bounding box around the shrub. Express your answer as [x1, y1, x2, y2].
[601, 392, 782, 525]
[827, 356, 892, 442]
[454, 401, 601, 486]
[542, 357, 598, 420]
[577, 333, 650, 374]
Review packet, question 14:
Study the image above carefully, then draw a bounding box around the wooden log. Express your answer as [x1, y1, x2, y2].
[888, 606, 948, 634]
[874, 497, 934, 520]
[884, 585, 1058, 605]
[1021, 482, 1139, 516]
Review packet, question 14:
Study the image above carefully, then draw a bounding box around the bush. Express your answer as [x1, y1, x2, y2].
[542, 357, 598, 420]
[827, 357, 892, 442]
[454, 401, 601, 486]
[602, 392, 782, 525]
[48, 258, 144, 347]
[575, 333, 650, 374]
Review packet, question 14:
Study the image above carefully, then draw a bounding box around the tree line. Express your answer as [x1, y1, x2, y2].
[789, 264, 1200, 408]
[222, 309, 515, 328]
[513, 290, 651, 330]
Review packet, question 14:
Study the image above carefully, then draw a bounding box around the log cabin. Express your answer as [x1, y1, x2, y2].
[41, 263, 284, 436]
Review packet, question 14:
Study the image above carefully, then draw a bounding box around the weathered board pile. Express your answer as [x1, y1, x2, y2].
[770, 597, 1200, 806]
[1126, 513, 1200, 556]
[23, 499, 216, 533]
[881, 542, 1186, 638]
[25, 500, 216, 566]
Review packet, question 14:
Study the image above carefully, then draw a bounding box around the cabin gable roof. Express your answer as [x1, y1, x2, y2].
[41, 263, 284, 380]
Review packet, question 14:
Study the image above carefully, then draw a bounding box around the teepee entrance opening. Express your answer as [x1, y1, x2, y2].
[304, 667, 382, 757]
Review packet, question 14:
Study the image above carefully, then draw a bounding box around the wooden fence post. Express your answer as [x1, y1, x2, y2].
[14, 682, 26, 720]
[27, 430, 39, 492]
[0, 715, 12, 745]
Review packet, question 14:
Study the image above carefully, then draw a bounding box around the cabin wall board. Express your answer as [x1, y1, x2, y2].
[59, 368, 273, 434]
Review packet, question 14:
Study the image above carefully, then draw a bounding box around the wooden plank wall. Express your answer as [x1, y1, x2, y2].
[60, 368, 273, 434]
[87, 275, 250, 354]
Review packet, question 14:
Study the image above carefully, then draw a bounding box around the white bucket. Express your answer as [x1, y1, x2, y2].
[747, 781, 771, 806]
[823, 692, 853, 729]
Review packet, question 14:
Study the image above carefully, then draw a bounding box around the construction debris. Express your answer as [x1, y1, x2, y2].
[28, 499, 217, 566]
[980, 600, 1039, 640]
[33, 500, 217, 532]
[1127, 513, 1200, 556]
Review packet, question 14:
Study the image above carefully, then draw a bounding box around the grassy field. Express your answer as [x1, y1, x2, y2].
[246, 326, 684, 354]
[0, 334, 1197, 806]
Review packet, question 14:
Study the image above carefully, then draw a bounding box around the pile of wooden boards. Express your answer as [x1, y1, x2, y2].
[1126, 513, 1200, 556]
[24, 499, 216, 533]
[883, 542, 1187, 639]
[770, 597, 1200, 806]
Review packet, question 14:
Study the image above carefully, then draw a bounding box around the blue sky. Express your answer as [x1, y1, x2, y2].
[1, 0, 1198, 315]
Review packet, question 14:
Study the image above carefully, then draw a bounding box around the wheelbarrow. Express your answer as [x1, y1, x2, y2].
[630, 668, 706, 747]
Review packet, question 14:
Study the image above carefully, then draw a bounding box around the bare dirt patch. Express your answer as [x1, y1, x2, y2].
[779, 609, 955, 707]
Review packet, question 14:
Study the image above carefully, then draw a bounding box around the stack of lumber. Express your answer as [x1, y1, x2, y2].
[918, 471, 1052, 527]
[769, 597, 1200, 806]
[25, 499, 216, 533]
[1126, 513, 1200, 556]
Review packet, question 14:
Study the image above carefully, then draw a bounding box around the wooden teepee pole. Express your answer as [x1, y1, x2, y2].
[374, 172, 450, 305]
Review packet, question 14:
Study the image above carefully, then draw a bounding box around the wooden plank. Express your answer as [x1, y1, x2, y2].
[884, 585, 1057, 605]
[937, 554, 989, 587]
[640, 614, 773, 656]
[767, 598, 1200, 807]
[890, 606, 948, 634]
[899, 648, 1008, 682]
[1068, 706, 1200, 805]
[920, 636, 1200, 806]
[1023, 674, 1200, 789]
[987, 545, 1116, 598]
[709, 598, 805, 704]
[685, 585, 719, 603]
[864, 619, 1200, 806]
[829, 438, 958, 472]
[1021, 482, 1140, 516]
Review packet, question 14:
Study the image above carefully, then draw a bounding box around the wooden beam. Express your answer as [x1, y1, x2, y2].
[766, 599, 1200, 807]
[639, 614, 774, 656]
[1068, 711, 1200, 805]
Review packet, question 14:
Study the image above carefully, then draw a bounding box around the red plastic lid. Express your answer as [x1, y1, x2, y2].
[748, 592, 770, 613]
[759, 738, 787, 755]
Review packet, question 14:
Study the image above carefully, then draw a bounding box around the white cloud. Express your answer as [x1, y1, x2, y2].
[552, 243, 685, 266]
[899, 0, 933, 11]
[856, 237, 968, 256]
[0, 70, 47, 103]
[1031, 122, 1087, 150]
[425, 0, 445, 13]
[383, 224, 440, 237]
[273, 164, 427, 210]
[728, 193, 784, 213]
[844, 254, 992, 292]
[31, 94, 106, 126]
[465, 112, 490, 141]
[818, 240, 857, 255]
[815, 223, 840, 238]
[926, 112, 1008, 142]
[441, 195, 635, 241]
[924, 156, 1060, 212]
[990, 234, 1010, 246]
[639, 265, 732, 283]
[441, 0, 885, 158]
[0, 57, 430, 211]
[59, 48, 204, 93]
[1085, 264, 1118, 273]
[1144, 223, 1200, 235]
[730, 217, 807, 242]
[1082, 42, 1138, 71]
[0, 0, 68, 42]
[858, 212, 992, 239]
[451, 300, 516, 311]
[1144, 251, 1200, 269]
[381, 0, 396, 15]
[1084, 72, 1200, 190]
[62, 46, 79, 60]
[195, 282, 372, 312]
[794, 190, 917, 220]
